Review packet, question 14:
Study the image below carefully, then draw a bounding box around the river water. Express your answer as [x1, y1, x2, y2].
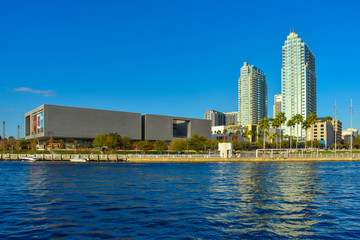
[1, 161, 360, 239]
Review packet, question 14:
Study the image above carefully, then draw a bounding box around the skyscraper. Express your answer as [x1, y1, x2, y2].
[281, 31, 316, 137]
[238, 62, 267, 126]
[273, 94, 282, 118]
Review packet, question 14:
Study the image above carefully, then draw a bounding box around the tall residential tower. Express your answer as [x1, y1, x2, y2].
[281, 31, 316, 137]
[273, 94, 282, 118]
[238, 62, 267, 125]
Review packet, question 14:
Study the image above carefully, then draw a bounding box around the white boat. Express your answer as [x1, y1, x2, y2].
[22, 157, 40, 161]
[70, 157, 88, 162]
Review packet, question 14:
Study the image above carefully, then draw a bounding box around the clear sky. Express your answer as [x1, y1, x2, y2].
[1, 0, 360, 138]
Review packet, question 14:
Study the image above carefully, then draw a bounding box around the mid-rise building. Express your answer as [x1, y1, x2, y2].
[273, 94, 282, 118]
[306, 119, 334, 148]
[224, 112, 239, 126]
[204, 110, 239, 126]
[342, 128, 358, 144]
[238, 62, 267, 125]
[204, 110, 225, 126]
[331, 119, 342, 144]
[281, 31, 316, 138]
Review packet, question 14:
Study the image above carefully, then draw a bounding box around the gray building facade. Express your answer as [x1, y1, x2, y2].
[25, 105, 142, 141]
[25, 105, 211, 143]
[143, 114, 211, 141]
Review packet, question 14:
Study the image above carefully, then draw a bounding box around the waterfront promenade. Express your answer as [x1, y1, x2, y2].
[1, 153, 360, 162]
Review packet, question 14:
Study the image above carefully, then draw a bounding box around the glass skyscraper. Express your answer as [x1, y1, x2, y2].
[281, 31, 316, 137]
[238, 62, 267, 125]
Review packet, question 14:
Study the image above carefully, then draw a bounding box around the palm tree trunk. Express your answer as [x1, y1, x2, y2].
[296, 124, 299, 151]
[290, 128, 292, 149]
[279, 127, 282, 151]
[263, 132, 266, 151]
[311, 124, 314, 149]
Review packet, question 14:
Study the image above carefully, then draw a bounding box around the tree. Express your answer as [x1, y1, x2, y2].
[188, 134, 210, 152]
[353, 136, 360, 149]
[273, 133, 279, 148]
[7, 136, 17, 151]
[223, 129, 228, 134]
[93, 134, 107, 148]
[30, 139, 37, 150]
[286, 120, 295, 149]
[292, 114, 304, 151]
[0, 139, 9, 151]
[93, 133, 133, 150]
[307, 113, 318, 149]
[232, 140, 241, 150]
[210, 139, 219, 150]
[120, 136, 132, 150]
[105, 135, 118, 150]
[302, 119, 310, 148]
[217, 130, 221, 134]
[19, 139, 29, 150]
[246, 130, 253, 142]
[238, 141, 251, 150]
[259, 117, 272, 151]
[135, 140, 152, 151]
[269, 133, 276, 148]
[326, 116, 333, 123]
[271, 118, 280, 149]
[312, 140, 323, 148]
[154, 140, 168, 152]
[235, 130, 241, 136]
[276, 112, 287, 151]
[170, 139, 188, 152]
[107, 133, 121, 148]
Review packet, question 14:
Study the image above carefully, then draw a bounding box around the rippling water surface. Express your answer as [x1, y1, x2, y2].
[1, 161, 360, 239]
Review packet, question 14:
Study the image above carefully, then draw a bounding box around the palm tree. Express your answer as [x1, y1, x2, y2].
[326, 116, 333, 123]
[302, 119, 310, 148]
[273, 133, 279, 148]
[269, 132, 278, 148]
[259, 117, 272, 151]
[307, 112, 318, 149]
[292, 114, 304, 151]
[247, 130, 254, 143]
[271, 118, 280, 149]
[242, 129, 249, 142]
[286, 119, 295, 149]
[276, 112, 287, 151]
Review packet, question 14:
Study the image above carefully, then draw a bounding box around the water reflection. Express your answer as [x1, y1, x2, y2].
[1, 161, 360, 239]
[207, 162, 322, 237]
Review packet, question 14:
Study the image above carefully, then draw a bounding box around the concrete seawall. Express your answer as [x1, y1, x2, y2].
[125, 157, 360, 162]
[1, 154, 359, 163]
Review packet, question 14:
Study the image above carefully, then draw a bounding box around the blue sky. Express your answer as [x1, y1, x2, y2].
[1, 0, 360, 138]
